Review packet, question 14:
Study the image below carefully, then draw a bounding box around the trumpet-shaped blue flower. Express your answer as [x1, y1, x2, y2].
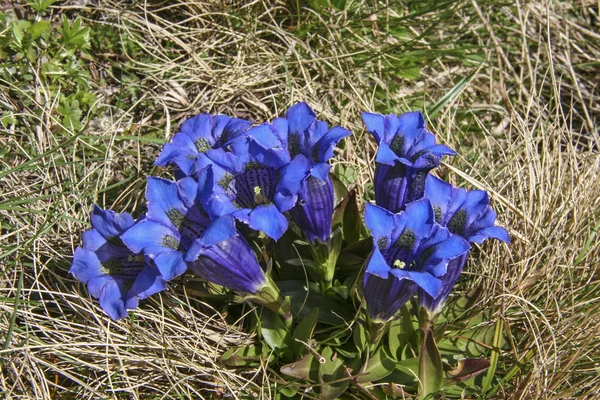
[121, 176, 212, 280]
[120, 171, 282, 304]
[362, 111, 455, 213]
[70, 206, 167, 320]
[419, 175, 510, 314]
[155, 114, 251, 176]
[199, 120, 325, 241]
[363, 200, 470, 322]
[249, 103, 350, 242]
[185, 215, 267, 294]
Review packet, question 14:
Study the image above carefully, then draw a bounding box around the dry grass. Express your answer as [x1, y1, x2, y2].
[1, 0, 599, 398]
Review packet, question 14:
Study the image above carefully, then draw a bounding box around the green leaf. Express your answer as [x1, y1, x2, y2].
[60, 15, 90, 50]
[388, 304, 418, 360]
[27, 21, 50, 40]
[279, 281, 353, 325]
[278, 386, 297, 398]
[427, 68, 478, 119]
[280, 354, 319, 381]
[331, 173, 348, 208]
[395, 64, 421, 80]
[57, 98, 82, 132]
[437, 285, 483, 323]
[30, 0, 57, 13]
[261, 309, 291, 353]
[292, 308, 319, 357]
[330, 0, 347, 10]
[384, 358, 419, 387]
[418, 328, 443, 400]
[446, 323, 504, 357]
[357, 347, 396, 383]
[352, 321, 368, 354]
[327, 284, 349, 300]
[335, 238, 372, 275]
[444, 358, 490, 385]
[342, 189, 361, 244]
[482, 318, 503, 393]
[318, 347, 350, 399]
[382, 382, 412, 399]
[11, 20, 32, 47]
[219, 345, 266, 367]
[0, 112, 16, 127]
[307, 0, 328, 12]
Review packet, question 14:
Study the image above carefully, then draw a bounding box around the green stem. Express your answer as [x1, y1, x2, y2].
[245, 276, 292, 320]
[419, 306, 434, 331]
[418, 307, 442, 400]
[367, 318, 387, 347]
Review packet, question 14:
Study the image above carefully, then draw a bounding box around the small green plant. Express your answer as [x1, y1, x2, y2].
[0, 7, 96, 135]
[29, 0, 56, 14]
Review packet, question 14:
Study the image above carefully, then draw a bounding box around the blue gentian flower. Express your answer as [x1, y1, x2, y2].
[362, 111, 455, 213]
[363, 200, 470, 323]
[198, 122, 319, 241]
[185, 215, 267, 294]
[155, 114, 251, 176]
[121, 176, 212, 280]
[249, 103, 350, 242]
[418, 175, 510, 314]
[120, 172, 288, 314]
[185, 215, 290, 317]
[70, 206, 167, 320]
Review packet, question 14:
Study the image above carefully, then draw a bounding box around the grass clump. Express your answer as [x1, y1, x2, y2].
[1, 0, 599, 398]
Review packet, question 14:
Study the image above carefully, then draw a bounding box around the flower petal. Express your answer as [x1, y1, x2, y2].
[247, 137, 290, 169]
[70, 248, 103, 284]
[403, 199, 435, 239]
[274, 154, 312, 212]
[310, 162, 331, 181]
[187, 233, 266, 294]
[246, 204, 289, 241]
[364, 203, 397, 245]
[363, 273, 416, 322]
[470, 226, 510, 244]
[390, 269, 442, 298]
[286, 102, 316, 137]
[121, 219, 180, 257]
[246, 123, 282, 149]
[154, 134, 196, 171]
[98, 279, 129, 320]
[81, 229, 107, 251]
[424, 175, 454, 222]
[391, 111, 425, 146]
[419, 254, 468, 314]
[374, 142, 402, 165]
[362, 112, 385, 143]
[221, 117, 252, 144]
[153, 250, 188, 280]
[90, 205, 135, 239]
[195, 215, 237, 248]
[145, 177, 186, 227]
[365, 246, 392, 279]
[289, 175, 334, 243]
[176, 176, 199, 209]
[128, 263, 168, 302]
[421, 232, 471, 277]
[314, 126, 350, 162]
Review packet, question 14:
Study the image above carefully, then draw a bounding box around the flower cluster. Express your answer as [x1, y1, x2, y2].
[361, 111, 510, 325]
[71, 104, 508, 329]
[71, 103, 350, 320]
